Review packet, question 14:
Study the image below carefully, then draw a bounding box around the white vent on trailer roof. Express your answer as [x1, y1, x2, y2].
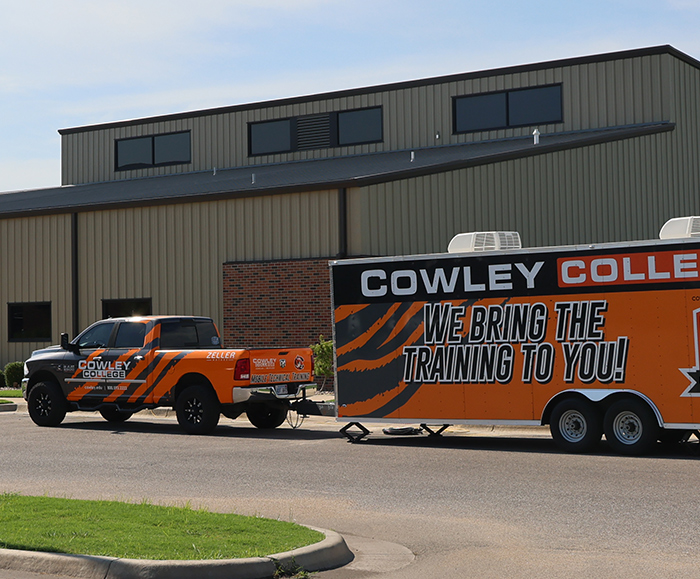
[659, 216, 700, 239]
[447, 231, 522, 253]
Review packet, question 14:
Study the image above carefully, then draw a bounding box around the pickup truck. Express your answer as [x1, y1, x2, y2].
[22, 316, 316, 434]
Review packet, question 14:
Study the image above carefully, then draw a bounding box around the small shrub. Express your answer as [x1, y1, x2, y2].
[4, 362, 23, 388]
[309, 335, 334, 390]
[0, 371, 5, 389]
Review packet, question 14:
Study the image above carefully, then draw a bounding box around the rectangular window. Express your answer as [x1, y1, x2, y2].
[116, 132, 191, 171]
[8, 302, 51, 342]
[508, 85, 563, 127]
[248, 106, 384, 156]
[154, 132, 191, 165]
[116, 136, 153, 170]
[337, 107, 383, 146]
[454, 92, 507, 133]
[102, 298, 152, 319]
[249, 119, 293, 156]
[453, 84, 562, 134]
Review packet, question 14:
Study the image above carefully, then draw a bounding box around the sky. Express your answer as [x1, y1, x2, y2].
[1, 0, 699, 193]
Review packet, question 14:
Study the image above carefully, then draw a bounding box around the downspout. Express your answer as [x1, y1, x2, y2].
[71, 213, 79, 337]
[338, 187, 347, 258]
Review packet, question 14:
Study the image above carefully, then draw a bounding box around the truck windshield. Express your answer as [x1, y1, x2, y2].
[76, 322, 115, 348]
[159, 320, 221, 349]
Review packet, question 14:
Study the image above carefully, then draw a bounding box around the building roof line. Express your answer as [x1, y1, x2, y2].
[58, 45, 694, 136]
[0, 122, 674, 220]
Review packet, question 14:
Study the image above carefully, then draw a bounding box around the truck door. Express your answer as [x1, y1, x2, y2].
[98, 321, 152, 406]
[65, 320, 117, 402]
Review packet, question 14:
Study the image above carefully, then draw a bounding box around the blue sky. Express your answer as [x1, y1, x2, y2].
[1, 0, 699, 192]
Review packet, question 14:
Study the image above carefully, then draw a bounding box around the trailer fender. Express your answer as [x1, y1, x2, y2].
[541, 389, 664, 428]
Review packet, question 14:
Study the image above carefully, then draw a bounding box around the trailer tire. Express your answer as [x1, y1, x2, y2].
[176, 385, 220, 434]
[246, 403, 288, 429]
[549, 398, 602, 453]
[604, 398, 659, 456]
[99, 408, 133, 423]
[27, 381, 67, 427]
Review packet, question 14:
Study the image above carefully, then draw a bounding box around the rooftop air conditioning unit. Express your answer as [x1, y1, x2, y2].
[659, 216, 700, 239]
[447, 231, 522, 253]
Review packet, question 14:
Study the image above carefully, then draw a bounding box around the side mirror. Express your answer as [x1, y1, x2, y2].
[60, 333, 72, 351]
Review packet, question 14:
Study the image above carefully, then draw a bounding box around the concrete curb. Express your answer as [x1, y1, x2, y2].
[0, 527, 353, 579]
[0, 403, 17, 412]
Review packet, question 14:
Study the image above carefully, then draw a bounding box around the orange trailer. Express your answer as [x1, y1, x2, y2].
[331, 218, 700, 454]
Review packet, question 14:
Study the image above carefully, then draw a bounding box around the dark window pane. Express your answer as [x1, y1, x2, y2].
[116, 137, 152, 170]
[338, 107, 383, 146]
[454, 93, 507, 133]
[8, 303, 51, 342]
[102, 298, 152, 319]
[250, 119, 292, 155]
[113, 322, 146, 349]
[508, 85, 562, 127]
[76, 322, 115, 349]
[196, 321, 221, 348]
[154, 132, 191, 165]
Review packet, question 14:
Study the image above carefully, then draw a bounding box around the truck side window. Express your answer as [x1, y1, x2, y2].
[113, 322, 146, 349]
[77, 322, 115, 348]
[159, 320, 220, 349]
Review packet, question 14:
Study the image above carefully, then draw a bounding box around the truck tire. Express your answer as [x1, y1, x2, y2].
[246, 403, 288, 429]
[27, 381, 67, 427]
[176, 385, 220, 434]
[604, 398, 659, 456]
[99, 408, 134, 423]
[549, 398, 602, 453]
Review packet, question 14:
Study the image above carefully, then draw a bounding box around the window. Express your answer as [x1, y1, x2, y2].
[113, 322, 147, 349]
[102, 298, 152, 319]
[337, 107, 383, 146]
[454, 84, 562, 134]
[249, 119, 293, 156]
[76, 321, 115, 349]
[248, 106, 384, 156]
[8, 302, 51, 342]
[116, 132, 191, 171]
[508, 85, 563, 127]
[159, 319, 221, 349]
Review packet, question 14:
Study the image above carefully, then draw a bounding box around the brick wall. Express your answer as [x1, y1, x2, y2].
[222, 257, 334, 376]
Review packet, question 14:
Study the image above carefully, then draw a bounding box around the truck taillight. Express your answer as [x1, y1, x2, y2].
[234, 358, 250, 380]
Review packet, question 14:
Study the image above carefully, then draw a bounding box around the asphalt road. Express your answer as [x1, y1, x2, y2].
[1, 406, 699, 578]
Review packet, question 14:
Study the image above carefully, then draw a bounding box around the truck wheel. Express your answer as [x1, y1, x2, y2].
[604, 398, 659, 456]
[99, 408, 134, 423]
[27, 381, 67, 427]
[246, 403, 288, 429]
[549, 398, 602, 453]
[176, 385, 220, 434]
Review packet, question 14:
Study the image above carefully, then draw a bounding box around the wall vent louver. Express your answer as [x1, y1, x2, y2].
[297, 114, 331, 150]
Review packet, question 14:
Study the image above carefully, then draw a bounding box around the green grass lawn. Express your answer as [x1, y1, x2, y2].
[0, 389, 21, 398]
[0, 494, 323, 560]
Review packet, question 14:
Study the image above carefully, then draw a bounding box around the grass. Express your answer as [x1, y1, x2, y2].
[0, 389, 21, 398]
[0, 494, 323, 561]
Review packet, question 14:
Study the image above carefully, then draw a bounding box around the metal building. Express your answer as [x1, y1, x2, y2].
[0, 45, 698, 366]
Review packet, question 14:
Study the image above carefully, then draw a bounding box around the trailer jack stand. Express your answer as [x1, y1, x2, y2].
[421, 424, 450, 437]
[340, 422, 371, 442]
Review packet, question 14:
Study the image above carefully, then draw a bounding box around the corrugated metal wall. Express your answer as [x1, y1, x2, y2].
[0, 215, 72, 366]
[77, 189, 338, 335]
[61, 53, 672, 186]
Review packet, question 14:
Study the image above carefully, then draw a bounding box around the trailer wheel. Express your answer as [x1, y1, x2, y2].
[99, 408, 134, 423]
[604, 398, 659, 456]
[27, 381, 67, 427]
[176, 385, 220, 434]
[549, 398, 602, 453]
[246, 403, 288, 429]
